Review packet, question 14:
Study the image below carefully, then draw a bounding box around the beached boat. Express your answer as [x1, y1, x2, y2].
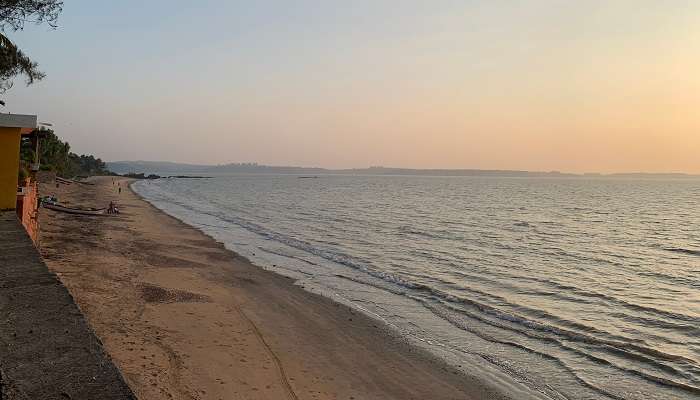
[56, 177, 95, 186]
[43, 203, 106, 216]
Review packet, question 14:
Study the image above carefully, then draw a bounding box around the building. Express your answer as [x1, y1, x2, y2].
[0, 113, 38, 210]
[0, 113, 40, 243]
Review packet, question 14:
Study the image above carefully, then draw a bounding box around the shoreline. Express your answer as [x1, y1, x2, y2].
[39, 176, 531, 399]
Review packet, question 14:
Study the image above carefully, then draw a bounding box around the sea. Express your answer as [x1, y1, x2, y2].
[133, 174, 699, 400]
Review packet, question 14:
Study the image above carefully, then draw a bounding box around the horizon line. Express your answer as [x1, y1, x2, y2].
[107, 160, 700, 177]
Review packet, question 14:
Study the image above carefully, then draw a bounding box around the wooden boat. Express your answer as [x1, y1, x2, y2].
[55, 177, 95, 186]
[43, 203, 106, 216]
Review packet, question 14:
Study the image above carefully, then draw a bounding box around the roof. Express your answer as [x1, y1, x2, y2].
[0, 113, 37, 129]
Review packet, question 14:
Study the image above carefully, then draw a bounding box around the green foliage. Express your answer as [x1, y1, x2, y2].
[68, 153, 111, 177]
[20, 128, 112, 178]
[0, 32, 43, 93]
[0, 1, 63, 94]
[0, 1, 63, 30]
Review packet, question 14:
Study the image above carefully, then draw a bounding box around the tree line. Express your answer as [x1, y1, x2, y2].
[19, 129, 112, 179]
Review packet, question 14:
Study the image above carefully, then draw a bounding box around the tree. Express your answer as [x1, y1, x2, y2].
[0, 1, 63, 96]
[20, 128, 113, 178]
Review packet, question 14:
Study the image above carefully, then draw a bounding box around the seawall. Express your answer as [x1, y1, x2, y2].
[0, 211, 134, 399]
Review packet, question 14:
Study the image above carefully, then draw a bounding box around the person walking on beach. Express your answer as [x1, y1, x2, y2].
[118, 187, 121, 194]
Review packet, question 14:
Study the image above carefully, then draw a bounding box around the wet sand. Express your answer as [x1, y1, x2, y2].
[38, 176, 507, 400]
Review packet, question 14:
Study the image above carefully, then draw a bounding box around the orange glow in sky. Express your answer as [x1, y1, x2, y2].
[5, 1, 700, 173]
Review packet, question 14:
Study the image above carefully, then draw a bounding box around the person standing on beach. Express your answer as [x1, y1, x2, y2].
[119, 187, 121, 194]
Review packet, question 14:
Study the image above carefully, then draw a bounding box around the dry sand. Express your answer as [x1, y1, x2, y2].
[38, 176, 504, 400]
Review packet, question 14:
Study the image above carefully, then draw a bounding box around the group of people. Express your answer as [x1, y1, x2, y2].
[107, 201, 120, 214]
[112, 179, 122, 194]
[42, 194, 58, 205]
[109, 179, 121, 214]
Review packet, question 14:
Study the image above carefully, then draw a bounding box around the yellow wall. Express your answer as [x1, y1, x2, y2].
[0, 127, 22, 210]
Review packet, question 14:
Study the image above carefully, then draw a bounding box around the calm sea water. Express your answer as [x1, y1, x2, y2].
[134, 175, 700, 400]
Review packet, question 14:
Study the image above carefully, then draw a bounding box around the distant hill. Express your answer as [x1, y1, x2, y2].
[107, 161, 211, 175]
[107, 161, 573, 177]
[604, 173, 697, 179]
[106, 161, 699, 179]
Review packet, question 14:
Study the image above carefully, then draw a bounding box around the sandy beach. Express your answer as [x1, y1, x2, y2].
[36, 176, 502, 400]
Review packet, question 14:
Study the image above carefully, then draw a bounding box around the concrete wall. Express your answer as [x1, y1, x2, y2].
[0, 211, 136, 399]
[0, 127, 21, 210]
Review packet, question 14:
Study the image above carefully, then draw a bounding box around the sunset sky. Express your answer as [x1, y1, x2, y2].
[4, 1, 700, 173]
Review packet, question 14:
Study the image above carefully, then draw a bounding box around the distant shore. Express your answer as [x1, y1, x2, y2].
[108, 160, 700, 179]
[37, 176, 515, 400]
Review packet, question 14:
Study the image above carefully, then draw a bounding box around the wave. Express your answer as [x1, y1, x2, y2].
[255, 246, 319, 266]
[506, 275, 699, 325]
[446, 266, 699, 327]
[664, 248, 700, 257]
[335, 273, 700, 396]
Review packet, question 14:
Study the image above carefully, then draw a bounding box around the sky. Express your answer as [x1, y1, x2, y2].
[4, 0, 700, 173]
